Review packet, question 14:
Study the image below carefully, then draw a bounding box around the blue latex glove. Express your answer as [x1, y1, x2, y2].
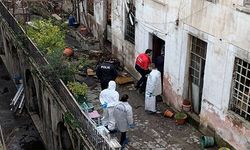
[101, 102, 108, 109]
[128, 124, 135, 129]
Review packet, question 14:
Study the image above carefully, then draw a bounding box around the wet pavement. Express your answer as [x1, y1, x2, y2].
[86, 76, 217, 150]
[0, 58, 45, 150]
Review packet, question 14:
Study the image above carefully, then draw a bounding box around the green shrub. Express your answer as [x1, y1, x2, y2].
[67, 81, 88, 103]
[27, 19, 65, 55]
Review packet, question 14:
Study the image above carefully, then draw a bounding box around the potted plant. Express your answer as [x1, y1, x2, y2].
[174, 112, 187, 125]
[67, 81, 88, 104]
[182, 99, 191, 112]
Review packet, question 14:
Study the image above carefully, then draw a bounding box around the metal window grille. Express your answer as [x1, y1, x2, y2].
[230, 58, 250, 121]
[87, 0, 94, 15]
[124, 1, 135, 44]
[189, 36, 207, 86]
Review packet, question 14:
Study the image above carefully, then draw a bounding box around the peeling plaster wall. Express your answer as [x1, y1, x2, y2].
[111, 0, 137, 77]
[112, 0, 250, 149]
[79, 0, 107, 41]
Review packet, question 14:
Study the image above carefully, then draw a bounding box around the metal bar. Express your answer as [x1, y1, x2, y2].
[0, 125, 6, 150]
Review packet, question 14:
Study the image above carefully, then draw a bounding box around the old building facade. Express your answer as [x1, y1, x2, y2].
[0, 1, 119, 149]
[82, 0, 250, 149]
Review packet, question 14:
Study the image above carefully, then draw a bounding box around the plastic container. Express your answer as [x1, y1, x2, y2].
[200, 136, 215, 148]
[68, 15, 76, 27]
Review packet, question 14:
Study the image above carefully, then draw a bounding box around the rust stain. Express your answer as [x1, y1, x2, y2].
[226, 115, 243, 129]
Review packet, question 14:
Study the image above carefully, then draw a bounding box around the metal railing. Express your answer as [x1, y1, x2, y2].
[0, 2, 120, 149]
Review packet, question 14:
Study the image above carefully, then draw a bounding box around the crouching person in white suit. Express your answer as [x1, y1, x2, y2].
[99, 81, 119, 131]
[145, 63, 162, 113]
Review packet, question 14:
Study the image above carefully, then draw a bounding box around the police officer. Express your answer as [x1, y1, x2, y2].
[96, 58, 118, 90]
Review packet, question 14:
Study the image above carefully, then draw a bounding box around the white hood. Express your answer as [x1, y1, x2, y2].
[99, 81, 119, 107]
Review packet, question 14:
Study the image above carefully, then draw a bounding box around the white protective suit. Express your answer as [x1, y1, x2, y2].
[145, 69, 162, 112]
[113, 102, 133, 132]
[99, 81, 119, 130]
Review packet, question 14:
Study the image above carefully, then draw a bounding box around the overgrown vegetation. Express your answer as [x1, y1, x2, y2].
[27, 19, 75, 82]
[27, 19, 65, 54]
[67, 81, 88, 104]
[64, 111, 80, 129]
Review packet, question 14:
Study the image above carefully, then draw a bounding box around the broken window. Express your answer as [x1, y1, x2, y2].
[124, 0, 135, 44]
[87, 0, 94, 16]
[230, 58, 250, 121]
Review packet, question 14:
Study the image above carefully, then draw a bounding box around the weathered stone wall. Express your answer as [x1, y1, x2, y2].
[0, 13, 96, 150]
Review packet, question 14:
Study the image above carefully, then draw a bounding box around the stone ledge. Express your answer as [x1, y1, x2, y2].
[236, 5, 250, 15]
[185, 111, 236, 150]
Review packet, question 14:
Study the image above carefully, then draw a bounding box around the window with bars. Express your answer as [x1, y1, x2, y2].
[189, 36, 207, 86]
[124, 0, 135, 44]
[230, 58, 250, 122]
[87, 0, 94, 15]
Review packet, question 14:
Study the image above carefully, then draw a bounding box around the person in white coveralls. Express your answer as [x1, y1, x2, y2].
[99, 81, 119, 131]
[113, 94, 134, 148]
[145, 63, 162, 113]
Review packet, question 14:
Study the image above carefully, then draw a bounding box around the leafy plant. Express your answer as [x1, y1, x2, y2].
[27, 19, 65, 55]
[67, 81, 88, 103]
[27, 19, 76, 82]
[64, 111, 80, 129]
[174, 112, 187, 120]
[77, 57, 91, 71]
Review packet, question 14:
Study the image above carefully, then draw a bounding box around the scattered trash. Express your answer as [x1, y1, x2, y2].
[164, 109, 174, 118]
[87, 68, 95, 76]
[10, 84, 25, 113]
[115, 76, 134, 85]
[51, 14, 62, 20]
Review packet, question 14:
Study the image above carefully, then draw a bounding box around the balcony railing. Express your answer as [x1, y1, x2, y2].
[0, 1, 120, 149]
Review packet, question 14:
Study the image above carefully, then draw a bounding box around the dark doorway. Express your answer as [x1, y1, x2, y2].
[152, 35, 165, 63]
[25, 70, 40, 116]
[58, 123, 73, 150]
[152, 35, 165, 80]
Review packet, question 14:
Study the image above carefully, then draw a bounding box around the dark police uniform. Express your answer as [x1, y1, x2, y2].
[96, 62, 118, 90]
